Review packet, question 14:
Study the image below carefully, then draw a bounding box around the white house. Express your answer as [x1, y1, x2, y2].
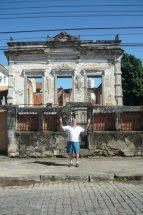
[0, 64, 8, 86]
[0, 64, 8, 105]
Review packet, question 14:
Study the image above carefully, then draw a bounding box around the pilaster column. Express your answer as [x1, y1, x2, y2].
[114, 57, 123, 105]
[102, 71, 105, 105]
[7, 107, 19, 157]
[7, 74, 14, 105]
[38, 110, 44, 131]
[115, 112, 121, 131]
[54, 73, 57, 105]
[81, 69, 88, 102]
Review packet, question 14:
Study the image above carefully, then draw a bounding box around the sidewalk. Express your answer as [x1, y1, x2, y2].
[0, 156, 143, 183]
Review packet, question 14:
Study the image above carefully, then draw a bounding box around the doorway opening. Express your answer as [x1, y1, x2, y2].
[57, 76, 72, 106]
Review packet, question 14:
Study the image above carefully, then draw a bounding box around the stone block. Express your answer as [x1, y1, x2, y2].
[88, 132, 143, 156]
[90, 173, 114, 181]
[15, 131, 67, 157]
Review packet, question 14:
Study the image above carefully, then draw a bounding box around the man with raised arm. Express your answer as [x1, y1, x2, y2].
[59, 117, 90, 167]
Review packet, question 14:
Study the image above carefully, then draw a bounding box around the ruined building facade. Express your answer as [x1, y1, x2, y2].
[5, 32, 123, 106]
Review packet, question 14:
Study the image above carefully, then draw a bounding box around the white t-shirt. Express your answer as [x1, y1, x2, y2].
[63, 125, 85, 142]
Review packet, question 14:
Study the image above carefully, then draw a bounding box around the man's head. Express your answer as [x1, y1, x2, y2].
[71, 118, 77, 127]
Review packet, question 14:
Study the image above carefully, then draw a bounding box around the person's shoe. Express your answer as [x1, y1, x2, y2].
[75, 163, 79, 167]
[68, 163, 73, 167]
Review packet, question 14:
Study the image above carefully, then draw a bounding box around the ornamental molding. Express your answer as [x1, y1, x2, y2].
[50, 63, 75, 76]
[79, 63, 107, 71]
[75, 74, 84, 91]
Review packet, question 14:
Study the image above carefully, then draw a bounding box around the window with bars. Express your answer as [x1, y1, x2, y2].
[94, 113, 116, 131]
[17, 113, 38, 131]
[43, 112, 58, 131]
[121, 112, 143, 131]
[71, 108, 87, 126]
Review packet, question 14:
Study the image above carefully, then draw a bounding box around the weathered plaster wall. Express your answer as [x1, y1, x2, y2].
[6, 33, 123, 106]
[15, 131, 67, 157]
[104, 67, 116, 105]
[13, 131, 143, 157]
[8, 57, 118, 105]
[2, 105, 142, 157]
[88, 132, 143, 157]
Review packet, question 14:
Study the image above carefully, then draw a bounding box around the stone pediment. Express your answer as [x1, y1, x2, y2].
[48, 32, 80, 42]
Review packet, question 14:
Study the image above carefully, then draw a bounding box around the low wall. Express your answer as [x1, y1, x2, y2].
[88, 132, 143, 156]
[0, 104, 142, 157]
[12, 131, 143, 157]
[15, 131, 67, 157]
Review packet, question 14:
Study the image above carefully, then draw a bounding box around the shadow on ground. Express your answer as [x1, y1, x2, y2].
[34, 161, 67, 167]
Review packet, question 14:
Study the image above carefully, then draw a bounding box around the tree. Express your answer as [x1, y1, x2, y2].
[121, 53, 143, 105]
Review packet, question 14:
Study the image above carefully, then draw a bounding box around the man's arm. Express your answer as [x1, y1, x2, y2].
[59, 117, 64, 130]
[59, 117, 69, 131]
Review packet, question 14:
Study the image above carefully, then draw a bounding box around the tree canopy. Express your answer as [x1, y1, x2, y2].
[121, 53, 143, 105]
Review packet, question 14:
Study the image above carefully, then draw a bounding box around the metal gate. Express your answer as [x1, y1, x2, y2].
[0, 110, 8, 153]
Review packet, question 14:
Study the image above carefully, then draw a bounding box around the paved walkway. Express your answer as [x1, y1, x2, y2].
[0, 181, 143, 215]
[0, 156, 143, 182]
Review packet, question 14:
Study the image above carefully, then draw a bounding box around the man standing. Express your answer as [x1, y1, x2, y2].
[59, 117, 90, 167]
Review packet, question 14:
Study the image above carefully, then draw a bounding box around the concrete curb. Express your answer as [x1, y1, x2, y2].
[40, 175, 89, 182]
[114, 174, 143, 181]
[89, 173, 114, 181]
[0, 173, 143, 185]
[0, 176, 40, 182]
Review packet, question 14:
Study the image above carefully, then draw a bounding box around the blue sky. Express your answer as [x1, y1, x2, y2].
[0, 0, 143, 65]
[57, 76, 102, 89]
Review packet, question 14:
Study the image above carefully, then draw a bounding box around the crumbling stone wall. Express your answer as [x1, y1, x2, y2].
[88, 132, 143, 157]
[15, 131, 67, 158]
[1, 104, 142, 158]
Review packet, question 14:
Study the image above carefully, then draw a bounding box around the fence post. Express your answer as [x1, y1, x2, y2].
[7, 106, 19, 157]
[90, 106, 95, 132]
[115, 111, 121, 131]
[38, 110, 44, 131]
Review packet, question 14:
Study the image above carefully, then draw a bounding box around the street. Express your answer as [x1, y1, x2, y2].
[0, 182, 143, 215]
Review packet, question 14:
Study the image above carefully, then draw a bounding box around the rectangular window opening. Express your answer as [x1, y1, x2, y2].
[27, 77, 43, 106]
[87, 76, 102, 104]
[57, 76, 72, 106]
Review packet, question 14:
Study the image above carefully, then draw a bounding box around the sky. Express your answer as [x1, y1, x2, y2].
[0, 0, 143, 66]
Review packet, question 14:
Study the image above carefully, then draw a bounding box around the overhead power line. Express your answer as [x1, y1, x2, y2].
[2, 0, 143, 4]
[1, 10, 143, 16]
[0, 36, 47, 41]
[0, 27, 143, 35]
[1, 43, 143, 48]
[0, 0, 88, 3]
[1, 43, 143, 51]
[1, 2, 143, 6]
[1, 33, 143, 42]
[0, 5, 143, 11]
[0, 0, 111, 3]
[81, 33, 143, 37]
[0, 14, 143, 20]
